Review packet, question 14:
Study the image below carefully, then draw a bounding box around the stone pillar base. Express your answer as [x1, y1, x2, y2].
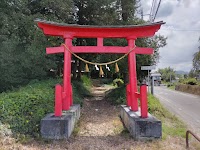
[41, 104, 80, 139]
[120, 105, 162, 140]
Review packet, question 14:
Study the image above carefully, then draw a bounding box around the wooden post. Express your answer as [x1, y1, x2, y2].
[140, 84, 148, 118]
[54, 84, 62, 116]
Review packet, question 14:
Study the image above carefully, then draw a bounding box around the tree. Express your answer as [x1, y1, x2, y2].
[189, 38, 200, 78]
[72, 0, 167, 81]
[0, 0, 73, 92]
[192, 50, 200, 73]
[158, 67, 176, 82]
[0, 0, 167, 91]
[136, 35, 167, 81]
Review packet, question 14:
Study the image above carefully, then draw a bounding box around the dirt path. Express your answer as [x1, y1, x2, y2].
[0, 82, 195, 150]
[78, 85, 122, 137]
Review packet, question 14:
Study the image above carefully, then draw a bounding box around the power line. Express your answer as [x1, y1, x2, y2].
[161, 28, 200, 32]
[159, 24, 200, 32]
[153, 0, 162, 21]
[149, 0, 162, 22]
[149, 0, 156, 22]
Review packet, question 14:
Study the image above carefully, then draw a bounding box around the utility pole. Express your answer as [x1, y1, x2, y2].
[151, 76, 154, 95]
[170, 74, 172, 83]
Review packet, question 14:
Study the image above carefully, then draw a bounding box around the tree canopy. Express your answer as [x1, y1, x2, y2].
[0, 0, 167, 92]
[158, 67, 176, 82]
[189, 38, 200, 78]
[192, 49, 200, 73]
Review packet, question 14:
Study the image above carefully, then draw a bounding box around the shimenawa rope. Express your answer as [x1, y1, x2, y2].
[61, 43, 136, 66]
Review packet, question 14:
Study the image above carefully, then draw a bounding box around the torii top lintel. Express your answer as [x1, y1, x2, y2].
[35, 19, 165, 39]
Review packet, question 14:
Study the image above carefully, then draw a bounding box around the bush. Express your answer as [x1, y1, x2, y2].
[72, 80, 91, 105]
[81, 75, 92, 87]
[113, 78, 124, 87]
[0, 78, 90, 137]
[106, 86, 126, 105]
[0, 79, 57, 137]
[179, 78, 198, 85]
[185, 78, 197, 85]
[167, 83, 173, 87]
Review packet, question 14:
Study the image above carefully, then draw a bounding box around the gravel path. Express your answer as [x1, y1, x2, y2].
[78, 85, 122, 137]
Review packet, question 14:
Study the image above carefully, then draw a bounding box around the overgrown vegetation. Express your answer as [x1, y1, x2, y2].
[179, 78, 200, 85]
[0, 78, 90, 137]
[81, 75, 92, 88]
[106, 86, 186, 138]
[113, 78, 124, 87]
[168, 84, 175, 90]
[158, 67, 176, 82]
[147, 94, 186, 138]
[0, 0, 167, 92]
[106, 86, 126, 105]
[189, 39, 200, 78]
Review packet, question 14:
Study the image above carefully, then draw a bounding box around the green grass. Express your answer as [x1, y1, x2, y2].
[81, 75, 92, 88]
[0, 78, 90, 137]
[168, 85, 175, 90]
[106, 86, 187, 139]
[148, 94, 186, 139]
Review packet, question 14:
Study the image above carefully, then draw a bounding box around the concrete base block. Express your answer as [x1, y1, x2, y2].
[120, 105, 162, 140]
[41, 104, 80, 139]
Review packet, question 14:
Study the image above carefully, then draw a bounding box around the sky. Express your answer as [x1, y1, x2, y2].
[141, 0, 200, 72]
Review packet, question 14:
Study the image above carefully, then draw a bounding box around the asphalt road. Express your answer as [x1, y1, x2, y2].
[154, 86, 200, 135]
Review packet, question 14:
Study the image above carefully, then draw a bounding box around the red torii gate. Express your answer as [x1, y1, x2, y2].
[36, 19, 164, 118]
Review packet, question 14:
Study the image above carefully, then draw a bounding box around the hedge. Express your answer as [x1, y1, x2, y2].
[0, 78, 89, 137]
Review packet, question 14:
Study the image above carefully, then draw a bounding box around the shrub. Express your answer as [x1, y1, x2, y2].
[0, 78, 90, 137]
[185, 78, 197, 85]
[179, 78, 198, 85]
[106, 85, 126, 105]
[81, 75, 92, 87]
[0, 79, 57, 137]
[113, 78, 124, 87]
[72, 80, 91, 105]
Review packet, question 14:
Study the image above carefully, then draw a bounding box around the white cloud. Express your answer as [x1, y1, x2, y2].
[142, 0, 200, 72]
[156, 1, 174, 18]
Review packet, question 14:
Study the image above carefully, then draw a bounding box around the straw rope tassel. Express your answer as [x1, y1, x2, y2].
[115, 63, 119, 73]
[99, 65, 104, 77]
[85, 63, 89, 72]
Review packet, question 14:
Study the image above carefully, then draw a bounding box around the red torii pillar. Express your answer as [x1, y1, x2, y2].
[63, 38, 73, 110]
[36, 19, 164, 118]
[127, 38, 138, 111]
